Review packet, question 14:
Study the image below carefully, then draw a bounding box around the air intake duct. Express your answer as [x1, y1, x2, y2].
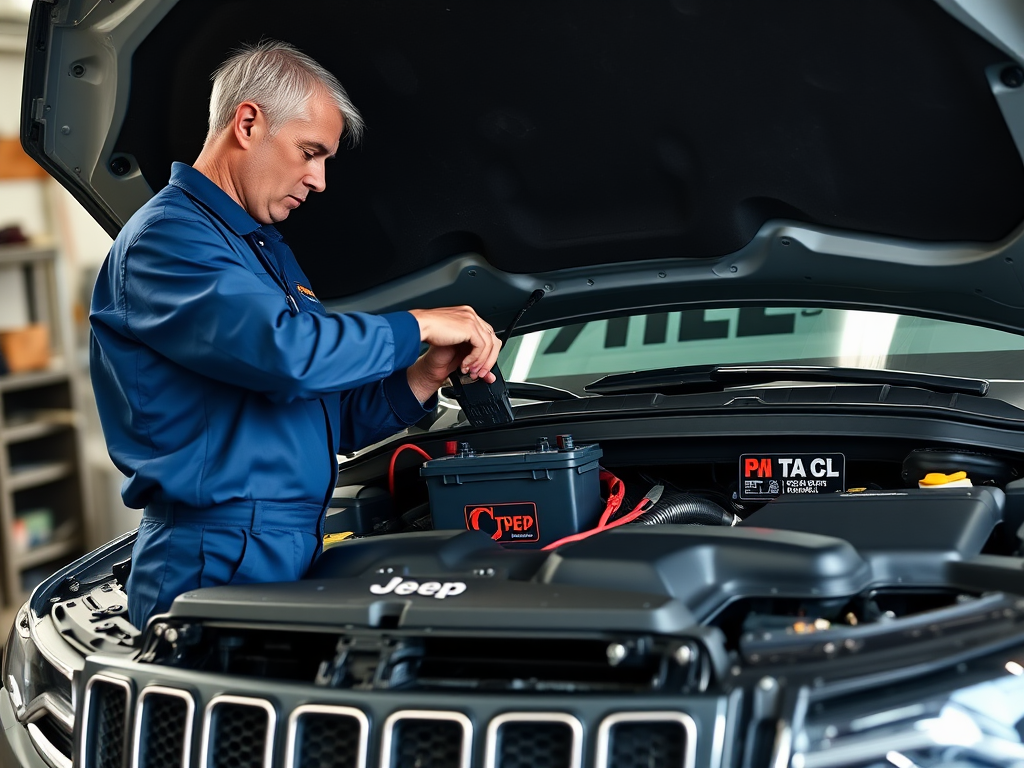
[631, 491, 734, 526]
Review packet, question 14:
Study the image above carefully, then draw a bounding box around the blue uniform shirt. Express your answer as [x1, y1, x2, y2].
[90, 162, 429, 512]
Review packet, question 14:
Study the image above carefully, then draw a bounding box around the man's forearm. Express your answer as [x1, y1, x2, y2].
[406, 359, 447, 404]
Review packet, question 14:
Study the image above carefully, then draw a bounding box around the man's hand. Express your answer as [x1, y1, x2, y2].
[406, 344, 466, 403]
[406, 306, 502, 402]
[408, 306, 501, 378]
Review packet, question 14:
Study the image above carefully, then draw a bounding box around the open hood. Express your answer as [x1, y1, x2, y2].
[19, 0, 1024, 334]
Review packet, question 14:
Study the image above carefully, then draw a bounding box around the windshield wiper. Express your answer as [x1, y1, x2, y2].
[585, 365, 990, 397]
[507, 381, 581, 401]
[441, 381, 580, 402]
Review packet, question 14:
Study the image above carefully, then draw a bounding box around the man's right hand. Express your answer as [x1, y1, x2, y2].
[408, 306, 501, 380]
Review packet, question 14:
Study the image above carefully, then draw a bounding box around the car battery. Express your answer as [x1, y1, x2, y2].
[419, 436, 603, 548]
[326, 484, 394, 535]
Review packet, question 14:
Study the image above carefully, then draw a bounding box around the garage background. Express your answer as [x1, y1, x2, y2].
[0, 0, 130, 635]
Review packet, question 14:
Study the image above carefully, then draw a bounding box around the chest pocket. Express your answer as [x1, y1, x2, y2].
[240, 236, 290, 295]
[234, 241, 280, 292]
[250, 270, 283, 292]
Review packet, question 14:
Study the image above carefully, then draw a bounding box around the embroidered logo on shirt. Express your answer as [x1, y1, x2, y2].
[295, 284, 320, 303]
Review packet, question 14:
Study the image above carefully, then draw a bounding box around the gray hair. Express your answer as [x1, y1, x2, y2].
[207, 40, 364, 145]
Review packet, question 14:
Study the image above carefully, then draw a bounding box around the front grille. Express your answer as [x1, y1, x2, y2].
[135, 687, 194, 768]
[78, 671, 703, 768]
[83, 677, 131, 768]
[202, 696, 276, 768]
[287, 705, 368, 768]
[596, 713, 697, 768]
[383, 711, 472, 768]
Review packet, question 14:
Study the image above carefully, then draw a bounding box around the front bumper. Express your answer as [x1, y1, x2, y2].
[0, 688, 55, 768]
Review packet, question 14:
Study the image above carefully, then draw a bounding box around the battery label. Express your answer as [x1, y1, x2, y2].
[739, 453, 845, 500]
[465, 502, 540, 542]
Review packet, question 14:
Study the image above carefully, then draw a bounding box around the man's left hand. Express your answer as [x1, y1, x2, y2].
[407, 343, 495, 403]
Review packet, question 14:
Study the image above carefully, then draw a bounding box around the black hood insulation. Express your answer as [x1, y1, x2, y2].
[115, 0, 1023, 300]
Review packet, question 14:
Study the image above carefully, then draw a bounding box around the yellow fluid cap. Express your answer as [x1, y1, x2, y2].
[323, 531, 355, 548]
[919, 471, 968, 486]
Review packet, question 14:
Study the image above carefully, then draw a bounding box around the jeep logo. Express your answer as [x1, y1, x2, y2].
[369, 576, 467, 599]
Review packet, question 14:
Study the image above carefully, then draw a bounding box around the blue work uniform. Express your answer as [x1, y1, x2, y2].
[90, 162, 432, 627]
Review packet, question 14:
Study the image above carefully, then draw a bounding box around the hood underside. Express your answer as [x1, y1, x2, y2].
[19, 0, 1024, 330]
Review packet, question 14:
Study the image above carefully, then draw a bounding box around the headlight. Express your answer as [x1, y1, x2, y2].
[3, 604, 80, 766]
[793, 649, 1024, 768]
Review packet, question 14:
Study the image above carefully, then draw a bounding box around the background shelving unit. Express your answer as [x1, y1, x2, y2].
[0, 244, 94, 607]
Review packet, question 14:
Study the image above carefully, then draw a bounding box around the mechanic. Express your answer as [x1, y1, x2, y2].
[89, 40, 500, 628]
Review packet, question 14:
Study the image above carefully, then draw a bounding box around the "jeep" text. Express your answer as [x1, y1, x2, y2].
[369, 577, 467, 599]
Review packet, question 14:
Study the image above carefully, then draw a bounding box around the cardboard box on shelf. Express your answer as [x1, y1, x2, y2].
[0, 323, 50, 373]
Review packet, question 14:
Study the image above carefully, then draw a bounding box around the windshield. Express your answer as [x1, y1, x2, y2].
[497, 307, 1024, 393]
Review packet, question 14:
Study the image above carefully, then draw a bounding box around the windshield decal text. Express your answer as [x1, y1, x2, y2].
[542, 309, 798, 355]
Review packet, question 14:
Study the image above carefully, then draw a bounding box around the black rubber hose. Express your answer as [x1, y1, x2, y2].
[632, 491, 734, 526]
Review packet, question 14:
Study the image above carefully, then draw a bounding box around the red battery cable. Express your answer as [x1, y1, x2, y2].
[388, 443, 434, 496]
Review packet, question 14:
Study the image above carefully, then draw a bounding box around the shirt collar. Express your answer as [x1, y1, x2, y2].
[168, 162, 272, 238]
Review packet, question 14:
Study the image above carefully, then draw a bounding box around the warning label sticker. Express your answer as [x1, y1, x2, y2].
[738, 453, 845, 500]
[465, 502, 540, 542]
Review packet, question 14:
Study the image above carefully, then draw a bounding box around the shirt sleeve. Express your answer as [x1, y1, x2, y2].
[334, 368, 439, 453]
[120, 213, 421, 402]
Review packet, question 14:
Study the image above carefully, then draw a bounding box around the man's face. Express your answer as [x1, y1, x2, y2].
[243, 92, 344, 225]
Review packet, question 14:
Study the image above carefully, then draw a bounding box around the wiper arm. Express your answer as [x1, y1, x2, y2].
[441, 381, 580, 402]
[585, 364, 990, 397]
[507, 381, 581, 401]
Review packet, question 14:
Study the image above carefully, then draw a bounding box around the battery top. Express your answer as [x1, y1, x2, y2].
[420, 443, 603, 478]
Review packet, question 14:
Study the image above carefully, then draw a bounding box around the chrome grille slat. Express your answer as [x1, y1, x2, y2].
[81, 675, 132, 768]
[286, 704, 368, 768]
[381, 710, 473, 768]
[133, 686, 195, 768]
[200, 695, 276, 768]
[485, 712, 583, 768]
[596, 711, 698, 768]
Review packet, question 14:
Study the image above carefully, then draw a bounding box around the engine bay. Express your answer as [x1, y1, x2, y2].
[42, 415, 1024, 698]
[335, 428, 1024, 558]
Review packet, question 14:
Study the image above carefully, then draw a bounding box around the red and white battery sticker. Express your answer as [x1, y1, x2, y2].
[465, 502, 540, 542]
[738, 453, 845, 500]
